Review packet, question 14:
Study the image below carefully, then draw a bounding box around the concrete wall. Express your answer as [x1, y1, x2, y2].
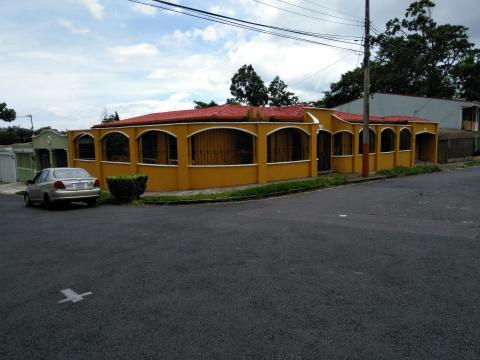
[336, 93, 469, 130]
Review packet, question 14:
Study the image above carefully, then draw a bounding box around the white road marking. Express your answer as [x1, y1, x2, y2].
[57, 288, 92, 304]
[339, 214, 347, 218]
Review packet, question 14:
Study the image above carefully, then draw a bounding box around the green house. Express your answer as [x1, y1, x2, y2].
[32, 129, 68, 170]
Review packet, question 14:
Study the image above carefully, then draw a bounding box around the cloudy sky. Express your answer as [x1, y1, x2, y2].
[1, 0, 478, 130]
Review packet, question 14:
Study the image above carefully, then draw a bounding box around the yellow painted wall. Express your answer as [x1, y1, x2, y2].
[138, 165, 178, 192]
[267, 161, 310, 182]
[188, 165, 258, 189]
[397, 151, 411, 167]
[67, 113, 439, 192]
[377, 153, 395, 171]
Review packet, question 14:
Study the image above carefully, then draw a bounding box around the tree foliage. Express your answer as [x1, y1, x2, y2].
[0, 126, 32, 145]
[0, 102, 16, 122]
[194, 100, 218, 109]
[229, 64, 269, 106]
[268, 76, 298, 106]
[101, 109, 120, 124]
[320, 0, 478, 107]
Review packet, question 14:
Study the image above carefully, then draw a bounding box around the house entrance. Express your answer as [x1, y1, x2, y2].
[317, 130, 331, 171]
[415, 133, 435, 163]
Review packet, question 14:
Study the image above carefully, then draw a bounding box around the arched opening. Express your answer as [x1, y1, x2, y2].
[399, 129, 411, 150]
[189, 128, 255, 165]
[333, 131, 353, 156]
[358, 129, 376, 154]
[138, 131, 177, 165]
[381, 129, 396, 152]
[415, 133, 436, 163]
[317, 130, 331, 171]
[74, 134, 95, 160]
[102, 132, 130, 162]
[267, 128, 309, 163]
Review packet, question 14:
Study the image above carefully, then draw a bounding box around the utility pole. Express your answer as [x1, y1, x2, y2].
[362, 0, 370, 177]
[16, 114, 34, 132]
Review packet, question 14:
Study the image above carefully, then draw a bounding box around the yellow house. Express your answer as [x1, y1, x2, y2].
[67, 105, 438, 192]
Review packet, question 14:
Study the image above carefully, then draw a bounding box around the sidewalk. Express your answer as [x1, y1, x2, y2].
[0, 182, 26, 195]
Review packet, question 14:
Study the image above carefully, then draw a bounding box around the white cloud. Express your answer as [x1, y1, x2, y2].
[107, 43, 159, 62]
[73, 0, 104, 20]
[57, 18, 90, 35]
[107, 93, 193, 120]
[131, 3, 157, 17]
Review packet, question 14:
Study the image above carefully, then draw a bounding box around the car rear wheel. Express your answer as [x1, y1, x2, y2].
[43, 193, 53, 210]
[24, 193, 33, 207]
[85, 198, 96, 207]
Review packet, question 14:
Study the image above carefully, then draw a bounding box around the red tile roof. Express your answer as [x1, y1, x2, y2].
[334, 112, 433, 124]
[94, 104, 305, 127]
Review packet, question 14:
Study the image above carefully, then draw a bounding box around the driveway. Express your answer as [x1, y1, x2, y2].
[1, 168, 479, 359]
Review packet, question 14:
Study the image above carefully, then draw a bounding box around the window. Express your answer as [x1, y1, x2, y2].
[102, 132, 130, 162]
[358, 129, 376, 154]
[75, 134, 95, 160]
[399, 129, 411, 150]
[267, 128, 309, 163]
[333, 132, 353, 156]
[381, 129, 396, 152]
[53, 168, 90, 179]
[139, 131, 177, 165]
[190, 129, 255, 165]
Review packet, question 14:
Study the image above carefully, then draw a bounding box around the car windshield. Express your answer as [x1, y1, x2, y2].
[53, 168, 91, 179]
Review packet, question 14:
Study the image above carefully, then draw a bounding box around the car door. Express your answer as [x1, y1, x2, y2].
[29, 170, 48, 201]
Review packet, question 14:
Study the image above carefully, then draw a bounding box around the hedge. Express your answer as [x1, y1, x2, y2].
[106, 174, 148, 202]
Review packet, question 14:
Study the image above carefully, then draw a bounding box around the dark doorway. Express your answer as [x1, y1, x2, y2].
[54, 149, 68, 167]
[415, 133, 436, 163]
[317, 131, 331, 171]
[38, 149, 51, 170]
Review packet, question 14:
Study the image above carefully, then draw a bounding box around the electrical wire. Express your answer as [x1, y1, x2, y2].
[296, 0, 363, 21]
[272, 0, 362, 25]
[252, 0, 363, 30]
[128, 0, 363, 52]
[290, 54, 353, 86]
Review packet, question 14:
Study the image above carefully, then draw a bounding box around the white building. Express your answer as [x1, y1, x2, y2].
[336, 93, 480, 131]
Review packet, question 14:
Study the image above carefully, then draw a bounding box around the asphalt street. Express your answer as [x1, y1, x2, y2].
[1, 168, 479, 359]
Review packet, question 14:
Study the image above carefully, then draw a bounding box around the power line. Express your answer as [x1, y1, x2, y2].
[272, 0, 362, 25]
[129, 0, 363, 52]
[296, 0, 363, 21]
[251, 0, 363, 31]
[290, 54, 353, 86]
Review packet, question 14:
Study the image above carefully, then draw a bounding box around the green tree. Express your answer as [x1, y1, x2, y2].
[268, 76, 298, 106]
[453, 50, 480, 100]
[229, 64, 269, 106]
[320, 0, 477, 107]
[101, 109, 120, 124]
[0, 102, 16, 122]
[194, 100, 218, 109]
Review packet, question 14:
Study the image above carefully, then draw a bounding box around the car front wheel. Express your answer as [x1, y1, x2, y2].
[24, 193, 33, 207]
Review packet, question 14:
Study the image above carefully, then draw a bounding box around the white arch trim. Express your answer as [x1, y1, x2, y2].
[317, 129, 332, 134]
[358, 127, 377, 133]
[136, 129, 177, 139]
[332, 130, 354, 135]
[399, 127, 412, 134]
[380, 127, 396, 134]
[100, 130, 130, 140]
[415, 130, 436, 136]
[73, 132, 95, 141]
[266, 126, 311, 137]
[187, 126, 257, 138]
[306, 112, 319, 124]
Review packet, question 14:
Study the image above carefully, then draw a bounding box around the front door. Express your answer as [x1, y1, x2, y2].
[317, 131, 331, 171]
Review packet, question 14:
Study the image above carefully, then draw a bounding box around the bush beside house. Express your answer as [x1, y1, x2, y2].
[106, 174, 148, 202]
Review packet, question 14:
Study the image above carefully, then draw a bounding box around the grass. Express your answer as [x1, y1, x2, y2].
[376, 165, 440, 176]
[96, 191, 113, 205]
[141, 176, 348, 203]
[463, 159, 480, 167]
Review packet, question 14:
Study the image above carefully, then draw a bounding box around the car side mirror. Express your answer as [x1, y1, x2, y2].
[26, 180, 33, 185]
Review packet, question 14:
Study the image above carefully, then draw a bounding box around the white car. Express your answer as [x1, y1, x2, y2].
[24, 168, 101, 209]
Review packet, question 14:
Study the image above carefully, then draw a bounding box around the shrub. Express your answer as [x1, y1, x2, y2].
[106, 174, 148, 202]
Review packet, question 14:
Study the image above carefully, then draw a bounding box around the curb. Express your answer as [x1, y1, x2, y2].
[140, 175, 391, 206]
